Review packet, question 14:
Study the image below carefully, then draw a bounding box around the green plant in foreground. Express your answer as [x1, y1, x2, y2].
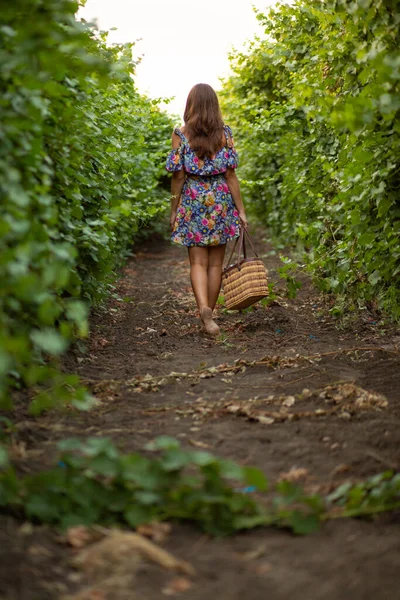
[0, 437, 399, 536]
[326, 471, 400, 518]
[0, 436, 267, 536]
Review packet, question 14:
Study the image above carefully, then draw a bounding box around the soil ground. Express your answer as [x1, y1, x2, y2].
[1, 231, 400, 600]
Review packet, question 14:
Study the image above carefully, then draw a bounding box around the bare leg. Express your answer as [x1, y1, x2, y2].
[188, 246, 209, 310]
[207, 244, 226, 311]
[188, 246, 220, 336]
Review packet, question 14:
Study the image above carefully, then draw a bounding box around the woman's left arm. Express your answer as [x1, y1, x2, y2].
[170, 132, 186, 230]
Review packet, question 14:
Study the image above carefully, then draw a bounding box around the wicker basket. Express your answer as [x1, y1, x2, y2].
[222, 229, 269, 310]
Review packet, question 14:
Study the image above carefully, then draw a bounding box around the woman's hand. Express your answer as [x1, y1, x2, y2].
[239, 211, 248, 229]
[170, 210, 177, 231]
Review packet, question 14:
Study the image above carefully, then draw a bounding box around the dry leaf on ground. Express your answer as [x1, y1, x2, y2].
[63, 588, 108, 600]
[72, 531, 195, 577]
[162, 577, 193, 596]
[282, 396, 295, 407]
[330, 464, 351, 476]
[278, 467, 309, 482]
[66, 526, 96, 548]
[249, 562, 273, 576]
[136, 522, 172, 543]
[189, 439, 212, 449]
[238, 543, 268, 561]
[64, 531, 195, 600]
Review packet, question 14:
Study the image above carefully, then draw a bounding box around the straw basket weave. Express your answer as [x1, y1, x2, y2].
[222, 229, 269, 310]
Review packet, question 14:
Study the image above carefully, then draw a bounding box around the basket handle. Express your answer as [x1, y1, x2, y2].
[225, 227, 259, 268]
[244, 228, 258, 257]
[225, 230, 241, 267]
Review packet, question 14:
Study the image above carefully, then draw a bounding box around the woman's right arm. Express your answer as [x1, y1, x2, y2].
[225, 168, 248, 228]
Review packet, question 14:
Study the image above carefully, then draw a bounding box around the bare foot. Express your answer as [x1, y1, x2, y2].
[200, 307, 220, 337]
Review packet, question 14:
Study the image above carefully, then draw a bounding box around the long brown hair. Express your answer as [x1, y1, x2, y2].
[183, 83, 224, 159]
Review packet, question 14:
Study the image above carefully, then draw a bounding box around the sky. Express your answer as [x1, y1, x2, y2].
[78, 0, 279, 117]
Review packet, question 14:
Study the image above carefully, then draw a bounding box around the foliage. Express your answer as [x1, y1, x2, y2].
[0, 436, 268, 536]
[0, 436, 399, 536]
[0, 0, 172, 408]
[221, 0, 400, 318]
[327, 470, 400, 517]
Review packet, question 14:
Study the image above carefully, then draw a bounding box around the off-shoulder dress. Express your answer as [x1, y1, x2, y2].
[165, 125, 241, 247]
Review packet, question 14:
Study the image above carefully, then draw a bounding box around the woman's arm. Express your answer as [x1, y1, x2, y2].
[170, 132, 185, 230]
[170, 172, 185, 230]
[225, 168, 248, 228]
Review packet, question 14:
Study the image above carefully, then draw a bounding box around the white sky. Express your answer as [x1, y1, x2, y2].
[78, 0, 278, 117]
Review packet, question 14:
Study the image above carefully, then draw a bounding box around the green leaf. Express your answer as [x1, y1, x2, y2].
[84, 437, 119, 459]
[276, 480, 302, 503]
[57, 438, 84, 452]
[29, 391, 57, 415]
[243, 466, 268, 491]
[0, 350, 13, 378]
[120, 454, 151, 482]
[0, 446, 10, 469]
[233, 514, 269, 530]
[161, 449, 190, 472]
[145, 436, 181, 451]
[358, 233, 375, 245]
[377, 196, 392, 216]
[65, 300, 89, 336]
[60, 513, 93, 529]
[1, 25, 17, 37]
[327, 482, 352, 504]
[26, 494, 60, 522]
[288, 511, 320, 535]
[30, 329, 69, 355]
[0, 470, 20, 505]
[124, 504, 153, 527]
[368, 270, 381, 285]
[190, 451, 216, 467]
[219, 460, 245, 481]
[71, 391, 98, 411]
[88, 455, 119, 477]
[134, 490, 161, 505]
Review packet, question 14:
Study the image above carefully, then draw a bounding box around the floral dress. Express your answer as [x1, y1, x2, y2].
[166, 125, 241, 247]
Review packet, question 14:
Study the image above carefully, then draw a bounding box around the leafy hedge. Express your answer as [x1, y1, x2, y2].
[0, 0, 172, 408]
[221, 0, 400, 317]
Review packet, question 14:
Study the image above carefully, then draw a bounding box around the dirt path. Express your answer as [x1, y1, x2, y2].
[1, 233, 400, 599]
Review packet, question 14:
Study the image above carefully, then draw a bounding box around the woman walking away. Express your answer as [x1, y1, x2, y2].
[166, 83, 248, 336]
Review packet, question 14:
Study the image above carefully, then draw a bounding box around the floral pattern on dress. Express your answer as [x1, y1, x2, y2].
[166, 125, 241, 247]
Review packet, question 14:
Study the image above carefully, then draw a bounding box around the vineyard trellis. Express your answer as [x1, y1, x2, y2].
[221, 0, 400, 318]
[0, 0, 172, 409]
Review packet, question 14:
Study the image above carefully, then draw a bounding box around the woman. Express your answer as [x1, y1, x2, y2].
[166, 83, 248, 336]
